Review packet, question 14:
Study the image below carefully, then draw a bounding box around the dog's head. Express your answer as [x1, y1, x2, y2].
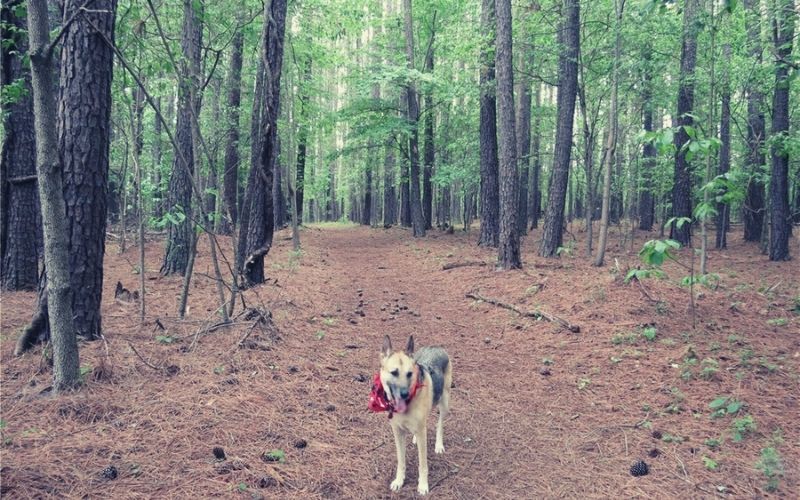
[379, 335, 418, 414]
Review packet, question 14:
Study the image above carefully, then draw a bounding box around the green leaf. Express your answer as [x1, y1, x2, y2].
[709, 396, 729, 410]
[262, 449, 286, 463]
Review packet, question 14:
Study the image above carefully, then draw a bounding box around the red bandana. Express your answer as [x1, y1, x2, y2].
[368, 366, 423, 419]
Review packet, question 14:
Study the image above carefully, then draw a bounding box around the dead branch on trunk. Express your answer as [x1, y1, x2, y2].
[465, 290, 580, 333]
[442, 261, 487, 271]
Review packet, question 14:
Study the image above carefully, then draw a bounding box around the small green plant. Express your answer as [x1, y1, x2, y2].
[577, 377, 591, 390]
[236, 482, 248, 492]
[641, 326, 657, 341]
[709, 396, 744, 418]
[755, 447, 783, 492]
[766, 318, 788, 327]
[322, 317, 336, 327]
[610, 356, 622, 364]
[704, 438, 722, 449]
[731, 415, 756, 442]
[702, 456, 718, 471]
[661, 433, 684, 443]
[213, 366, 225, 375]
[542, 357, 554, 366]
[709, 341, 721, 351]
[79, 364, 93, 382]
[739, 349, 755, 365]
[156, 335, 175, 344]
[315, 330, 325, 340]
[667, 387, 685, 414]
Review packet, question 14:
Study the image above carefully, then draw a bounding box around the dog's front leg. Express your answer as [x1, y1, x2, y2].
[415, 427, 429, 495]
[390, 424, 406, 492]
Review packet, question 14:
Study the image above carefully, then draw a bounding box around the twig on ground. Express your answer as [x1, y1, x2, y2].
[465, 290, 580, 333]
[442, 261, 487, 271]
[127, 342, 163, 371]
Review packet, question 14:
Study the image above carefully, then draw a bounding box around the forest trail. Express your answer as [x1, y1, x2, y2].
[1, 225, 798, 498]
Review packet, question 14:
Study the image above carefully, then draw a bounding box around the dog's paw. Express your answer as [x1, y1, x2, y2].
[390, 477, 404, 492]
[435, 442, 445, 454]
[417, 482, 429, 495]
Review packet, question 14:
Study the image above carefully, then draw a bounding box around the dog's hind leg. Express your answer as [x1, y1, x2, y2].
[435, 361, 453, 454]
[390, 424, 407, 492]
[414, 427, 429, 495]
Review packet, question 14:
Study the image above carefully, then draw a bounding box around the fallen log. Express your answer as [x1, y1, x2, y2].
[442, 261, 488, 271]
[465, 290, 580, 333]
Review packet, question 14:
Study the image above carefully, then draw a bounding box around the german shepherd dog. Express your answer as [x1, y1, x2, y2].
[379, 335, 452, 495]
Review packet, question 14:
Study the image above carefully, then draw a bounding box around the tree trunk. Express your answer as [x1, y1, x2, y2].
[383, 137, 396, 226]
[768, 0, 794, 261]
[516, 43, 532, 236]
[162, 0, 201, 275]
[670, 0, 699, 247]
[477, 0, 499, 247]
[495, 0, 520, 269]
[423, 40, 435, 230]
[743, 0, 766, 241]
[539, 0, 579, 257]
[295, 58, 312, 225]
[273, 138, 287, 228]
[220, 25, 243, 235]
[23, 0, 80, 389]
[529, 84, 542, 229]
[402, 0, 425, 237]
[1, 0, 40, 291]
[241, 0, 288, 284]
[715, 44, 731, 250]
[638, 49, 656, 231]
[152, 95, 163, 219]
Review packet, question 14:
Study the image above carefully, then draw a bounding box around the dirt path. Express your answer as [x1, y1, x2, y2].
[1, 224, 798, 498]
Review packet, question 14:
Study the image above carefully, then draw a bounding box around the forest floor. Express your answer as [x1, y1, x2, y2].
[1, 222, 799, 499]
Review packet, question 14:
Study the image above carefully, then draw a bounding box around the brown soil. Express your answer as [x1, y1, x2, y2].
[1, 223, 798, 499]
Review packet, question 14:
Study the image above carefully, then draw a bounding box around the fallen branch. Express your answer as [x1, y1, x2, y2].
[465, 290, 580, 333]
[127, 342, 164, 371]
[442, 260, 487, 271]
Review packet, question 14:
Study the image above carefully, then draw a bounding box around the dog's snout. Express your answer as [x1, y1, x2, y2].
[399, 388, 409, 399]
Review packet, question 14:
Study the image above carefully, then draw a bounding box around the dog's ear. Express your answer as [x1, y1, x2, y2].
[405, 335, 414, 355]
[382, 335, 392, 359]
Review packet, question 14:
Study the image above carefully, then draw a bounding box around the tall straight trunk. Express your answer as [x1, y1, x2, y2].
[768, 0, 794, 261]
[220, 25, 243, 235]
[402, 0, 425, 237]
[529, 83, 542, 229]
[241, 0, 288, 284]
[516, 44, 532, 236]
[205, 77, 221, 222]
[578, 81, 596, 256]
[1, 0, 40, 291]
[422, 42, 435, 230]
[273, 139, 286, 227]
[295, 58, 312, 224]
[54, 0, 116, 340]
[639, 50, 656, 231]
[495, 0, 520, 268]
[539, 0, 579, 257]
[716, 44, 731, 249]
[478, 0, 499, 247]
[22, 0, 80, 388]
[700, 0, 717, 275]
[743, 0, 766, 241]
[162, 0, 201, 275]
[237, 26, 268, 271]
[383, 138, 396, 226]
[670, 0, 699, 246]
[364, 83, 380, 226]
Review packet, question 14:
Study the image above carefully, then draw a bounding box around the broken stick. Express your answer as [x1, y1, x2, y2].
[465, 291, 580, 333]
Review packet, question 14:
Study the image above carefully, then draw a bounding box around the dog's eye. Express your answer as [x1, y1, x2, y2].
[390, 369, 399, 377]
[407, 371, 412, 378]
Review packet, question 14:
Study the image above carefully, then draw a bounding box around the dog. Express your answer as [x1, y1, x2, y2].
[378, 335, 452, 495]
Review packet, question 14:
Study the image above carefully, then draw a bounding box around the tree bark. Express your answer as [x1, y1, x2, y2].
[638, 49, 656, 231]
[529, 84, 542, 229]
[422, 39, 435, 230]
[241, 0, 288, 284]
[768, 0, 794, 261]
[539, 0, 579, 257]
[670, 0, 699, 247]
[515, 43, 532, 236]
[220, 25, 243, 235]
[162, 0, 201, 275]
[743, 0, 766, 242]
[477, 0, 499, 247]
[1, 0, 40, 291]
[402, 0, 425, 237]
[23, 0, 80, 389]
[383, 137, 397, 226]
[495, 0, 520, 269]
[295, 58, 312, 225]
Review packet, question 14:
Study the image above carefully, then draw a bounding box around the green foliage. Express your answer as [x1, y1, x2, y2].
[731, 415, 756, 442]
[156, 335, 175, 344]
[755, 447, 783, 492]
[262, 449, 286, 463]
[708, 396, 744, 418]
[702, 456, 718, 471]
[641, 326, 657, 341]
